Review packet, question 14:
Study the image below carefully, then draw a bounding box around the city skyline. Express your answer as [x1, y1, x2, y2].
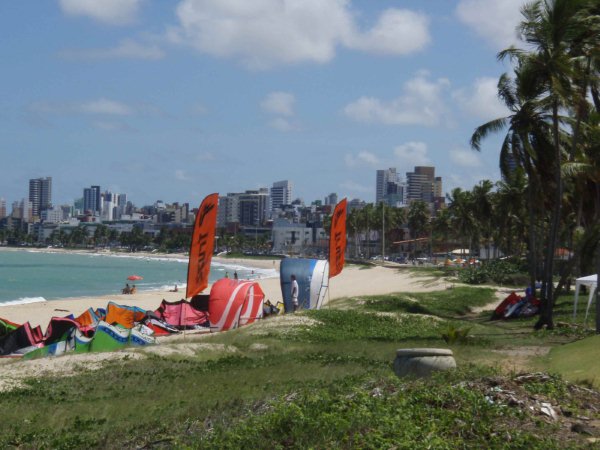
[1, 1, 525, 206]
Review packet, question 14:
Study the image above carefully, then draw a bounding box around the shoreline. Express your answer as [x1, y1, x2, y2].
[0, 246, 448, 331]
[0, 246, 279, 305]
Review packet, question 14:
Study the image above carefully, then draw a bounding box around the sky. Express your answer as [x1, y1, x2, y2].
[0, 0, 528, 207]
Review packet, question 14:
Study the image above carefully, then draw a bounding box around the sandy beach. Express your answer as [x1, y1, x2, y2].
[0, 249, 446, 330]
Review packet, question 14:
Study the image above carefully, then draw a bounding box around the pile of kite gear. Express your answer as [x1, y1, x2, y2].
[0, 279, 266, 359]
[491, 288, 541, 320]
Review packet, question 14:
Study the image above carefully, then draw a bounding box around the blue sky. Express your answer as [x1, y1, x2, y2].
[0, 0, 528, 207]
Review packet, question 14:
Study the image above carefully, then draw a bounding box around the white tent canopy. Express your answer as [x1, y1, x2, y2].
[573, 274, 598, 322]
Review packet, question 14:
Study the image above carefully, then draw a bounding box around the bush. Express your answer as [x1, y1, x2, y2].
[483, 260, 520, 284]
[458, 267, 487, 284]
[457, 260, 523, 286]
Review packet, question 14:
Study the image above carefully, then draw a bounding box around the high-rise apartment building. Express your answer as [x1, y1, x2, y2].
[217, 193, 241, 228]
[239, 189, 270, 226]
[270, 180, 292, 213]
[376, 168, 406, 206]
[29, 177, 52, 218]
[0, 198, 6, 220]
[324, 193, 338, 206]
[83, 186, 101, 215]
[405, 166, 444, 211]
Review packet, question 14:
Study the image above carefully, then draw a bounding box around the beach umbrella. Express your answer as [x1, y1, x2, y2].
[127, 275, 143, 281]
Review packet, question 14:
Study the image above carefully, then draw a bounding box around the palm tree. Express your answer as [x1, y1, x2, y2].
[407, 201, 430, 257]
[492, 176, 528, 258]
[431, 208, 452, 255]
[446, 188, 476, 257]
[360, 204, 375, 258]
[346, 208, 362, 258]
[471, 180, 495, 259]
[472, 0, 599, 328]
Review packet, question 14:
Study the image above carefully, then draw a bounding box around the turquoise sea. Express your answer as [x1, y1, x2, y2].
[0, 250, 275, 305]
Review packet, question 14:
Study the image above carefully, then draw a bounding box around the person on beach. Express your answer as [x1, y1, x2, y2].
[234, 271, 238, 280]
[225, 272, 229, 279]
[130, 285, 137, 294]
[170, 284, 178, 292]
[122, 283, 131, 294]
[290, 274, 299, 312]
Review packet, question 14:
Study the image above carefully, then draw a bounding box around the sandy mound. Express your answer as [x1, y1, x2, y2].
[0, 351, 144, 392]
[142, 343, 238, 357]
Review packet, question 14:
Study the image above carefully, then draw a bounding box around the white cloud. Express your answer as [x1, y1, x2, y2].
[344, 73, 450, 126]
[93, 121, 135, 132]
[175, 169, 191, 181]
[393, 141, 431, 166]
[450, 148, 482, 168]
[346, 9, 430, 55]
[345, 151, 379, 167]
[261, 92, 295, 116]
[196, 151, 215, 161]
[268, 117, 297, 132]
[80, 99, 133, 115]
[453, 77, 508, 120]
[168, 0, 430, 69]
[29, 98, 164, 117]
[456, 0, 525, 50]
[340, 180, 371, 193]
[59, 39, 165, 61]
[59, 0, 143, 26]
[192, 102, 208, 115]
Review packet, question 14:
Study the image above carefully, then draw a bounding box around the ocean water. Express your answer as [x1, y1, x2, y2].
[0, 250, 276, 305]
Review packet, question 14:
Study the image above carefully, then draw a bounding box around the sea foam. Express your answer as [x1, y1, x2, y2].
[0, 296, 47, 307]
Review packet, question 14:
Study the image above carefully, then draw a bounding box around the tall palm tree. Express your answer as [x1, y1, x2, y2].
[407, 201, 430, 257]
[346, 208, 361, 258]
[446, 188, 476, 256]
[360, 204, 375, 258]
[471, 180, 494, 259]
[472, 0, 599, 328]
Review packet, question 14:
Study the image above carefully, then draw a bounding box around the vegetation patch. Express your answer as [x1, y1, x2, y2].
[197, 369, 600, 449]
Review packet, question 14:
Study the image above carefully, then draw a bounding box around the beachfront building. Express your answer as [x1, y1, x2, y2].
[239, 189, 269, 226]
[218, 189, 270, 228]
[376, 168, 407, 207]
[83, 185, 101, 216]
[101, 191, 117, 221]
[28, 177, 52, 219]
[217, 193, 241, 229]
[324, 193, 338, 206]
[270, 180, 292, 215]
[271, 218, 327, 255]
[348, 198, 366, 211]
[12, 199, 33, 222]
[41, 206, 63, 223]
[405, 166, 445, 213]
[0, 198, 5, 220]
[152, 201, 190, 224]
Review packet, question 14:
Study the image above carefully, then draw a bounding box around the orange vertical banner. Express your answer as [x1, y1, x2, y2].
[186, 193, 219, 298]
[329, 198, 347, 278]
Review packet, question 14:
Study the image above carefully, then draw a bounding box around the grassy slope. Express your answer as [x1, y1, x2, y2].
[0, 286, 598, 448]
[538, 335, 600, 387]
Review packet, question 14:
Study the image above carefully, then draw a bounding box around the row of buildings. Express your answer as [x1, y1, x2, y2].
[1, 167, 443, 255]
[376, 166, 444, 210]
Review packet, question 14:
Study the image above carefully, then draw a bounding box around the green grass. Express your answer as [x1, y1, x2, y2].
[537, 335, 600, 387]
[0, 286, 599, 448]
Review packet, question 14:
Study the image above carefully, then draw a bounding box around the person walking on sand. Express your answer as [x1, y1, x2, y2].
[290, 274, 299, 312]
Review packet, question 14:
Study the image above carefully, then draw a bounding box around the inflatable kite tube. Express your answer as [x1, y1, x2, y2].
[209, 279, 265, 332]
[280, 258, 329, 312]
